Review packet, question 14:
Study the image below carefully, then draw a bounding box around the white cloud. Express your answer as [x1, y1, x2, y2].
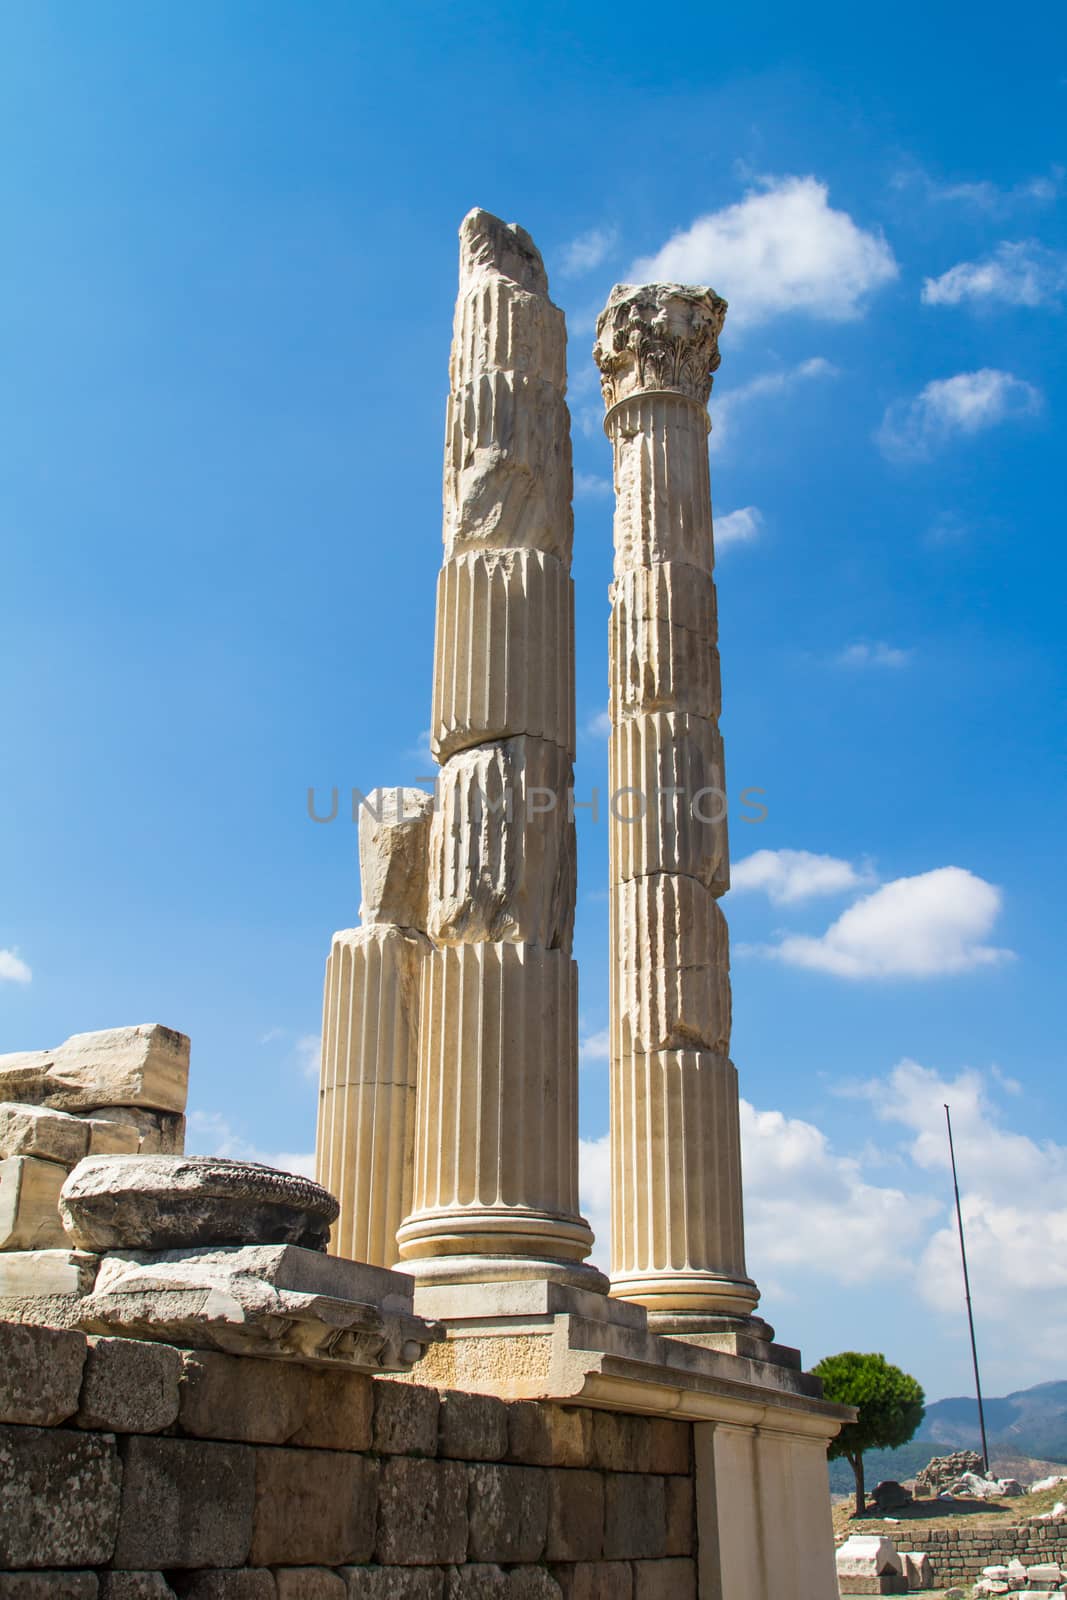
[185, 1109, 316, 1178]
[560, 225, 619, 277]
[835, 641, 913, 668]
[0, 949, 32, 984]
[579, 1131, 612, 1274]
[922, 241, 1067, 309]
[877, 369, 1042, 461]
[579, 1026, 611, 1066]
[574, 471, 612, 498]
[585, 707, 612, 739]
[294, 1034, 321, 1082]
[712, 356, 838, 453]
[895, 165, 1063, 216]
[731, 849, 875, 905]
[715, 506, 763, 550]
[761, 865, 1013, 979]
[632, 176, 897, 330]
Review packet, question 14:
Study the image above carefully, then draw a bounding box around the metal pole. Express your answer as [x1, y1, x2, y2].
[945, 1103, 990, 1474]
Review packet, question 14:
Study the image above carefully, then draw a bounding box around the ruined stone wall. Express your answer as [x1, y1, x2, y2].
[0, 1320, 698, 1598]
[913, 1521, 1067, 1589]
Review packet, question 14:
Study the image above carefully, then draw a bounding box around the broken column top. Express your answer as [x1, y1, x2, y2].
[593, 282, 728, 411]
[0, 1025, 190, 1115]
[458, 207, 548, 296]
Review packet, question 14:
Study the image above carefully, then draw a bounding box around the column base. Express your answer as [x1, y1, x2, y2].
[609, 1267, 761, 1320]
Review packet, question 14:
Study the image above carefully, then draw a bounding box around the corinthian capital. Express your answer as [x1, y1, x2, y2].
[593, 283, 728, 410]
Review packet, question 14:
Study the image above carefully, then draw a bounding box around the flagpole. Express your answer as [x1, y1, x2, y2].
[945, 1103, 990, 1474]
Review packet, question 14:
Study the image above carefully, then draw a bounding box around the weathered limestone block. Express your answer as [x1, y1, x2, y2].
[443, 210, 572, 565]
[99, 1576, 177, 1600]
[609, 563, 719, 723]
[610, 1051, 755, 1314]
[506, 1403, 595, 1469]
[631, 1561, 696, 1600]
[603, 1474, 667, 1560]
[0, 1246, 99, 1299]
[86, 1117, 142, 1155]
[372, 1379, 440, 1457]
[0, 1320, 86, 1425]
[609, 712, 728, 893]
[77, 1334, 182, 1432]
[376, 1456, 468, 1565]
[450, 263, 566, 392]
[548, 1565, 632, 1600]
[444, 374, 573, 564]
[398, 944, 594, 1272]
[288, 1367, 374, 1451]
[836, 1536, 904, 1578]
[613, 874, 731, 1056]
[340, 1570, 444, 1600]
[0, 1576, 100, 1598]
[178, 1348, 309, 1443]
[87, 1108, 186, 1156]
[900, 1552, 933, 1589]
[467, 1463, 548, 1563]
[171, 1577, 274, 1600]
[112, 1434, 255, 1568]
[358, 788, 434, 931]
[439, 1390, 509, 1461]
[663, 1476, 694, 1556]
[431, 550, 575, 761]
[248, 1448, 378, 1567]
[0, 1102, 89, 1165]
[648, 1419, 691, 1476]
[0, 1154, 68, 1249]
[0, 1024, 190, 1114]
[59, 1155, 339, 1253]
[0, 1424, 122, 1567]
[545, 1469, 604, 1561]
[317, 926, 426, 1267]
[428, 736, 576, 950]
[591, 1412, 651, 1473]
[274, 1572, 345, 1600]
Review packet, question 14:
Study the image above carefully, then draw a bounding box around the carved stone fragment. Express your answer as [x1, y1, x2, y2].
[0, 1025, 190, 1115]
[358, 787, 434, 931]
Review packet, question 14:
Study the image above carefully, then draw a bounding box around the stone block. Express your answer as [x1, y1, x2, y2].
[0, 1423, 121, 1567]
[663, 1475, 694, 1557]
[373, 1379, 440, 1456]
[112, 1434, 255, 1568]
[87, 1108, 186, 1156]
[0, 1102, 89, 1164]
[249, 1448, 378, 1567]
[467, 1463, 548, 1562]
[428, 738, 576, 951]
[504, 1574, 561, 1600]
[358, 788, 434, 931]
[609, 712, 729, 895]
[376, 1457, 468, 1565]
[545, 1468, 604, 1561]
[340, 1571, 444, 1599]
[273, 1573, 346, 1600]
[609, 562, 720, 723]
[170, 1579, 276, 1600]
[837, 1535, 904, 1578]
[0, 1246, 99, 1299]
[0, 1579, 99, 1599]
[631, 1560, 696, 1600]
[0, 1319, 86, 1425]
[591, 1411, 651, 1472]
[508, 1402, 593, 1468]
[443, 1572, 507, 1600]
[0, 1155, 67, 1248]
[99, 1579, 177, 1599]
[613, 876, 730, 1056]
[78, 1335, 182, 1433]
[289, 1369, 374, 1451]
[86, 1117, 142, 1155]
[900, 1552, 933, 1589]
[646, 1418, 690, 1476]
[549, 1566, 632, 1600]
[603, 1473, 667, 1560]
[179, 1349, 310, 1443]
[0, 1025, 190, 1114]
[439, 1390, 508, 1461]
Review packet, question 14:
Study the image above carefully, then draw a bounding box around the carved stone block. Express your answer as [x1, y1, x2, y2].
[610, 563, 719, 723]
[358, 788, 434, 932]
[609, 712, 728, 894]
[613, 875, 731, 1056]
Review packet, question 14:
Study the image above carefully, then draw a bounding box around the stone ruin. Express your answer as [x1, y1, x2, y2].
[0, 208, 880, 1599]
[915, 1450, 986, 1497]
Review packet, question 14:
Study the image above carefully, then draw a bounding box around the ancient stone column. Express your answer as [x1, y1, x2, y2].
[394, 209, 604, 1291]
[316, 787, 432, 1266]
[594, 283, 763, 1331]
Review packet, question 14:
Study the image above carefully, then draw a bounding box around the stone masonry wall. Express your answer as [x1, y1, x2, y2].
[0, 1320, 697, 1599]
[916, 1522, 1067, 1590]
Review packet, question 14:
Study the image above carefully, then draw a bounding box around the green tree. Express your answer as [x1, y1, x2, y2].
[813, 1351, 925, 1516]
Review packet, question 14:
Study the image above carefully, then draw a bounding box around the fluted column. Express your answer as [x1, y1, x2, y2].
[595, 283, 763, 1330]
[395, 209, 604, 1290]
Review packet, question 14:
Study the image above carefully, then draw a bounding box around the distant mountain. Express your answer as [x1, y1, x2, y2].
[827, 1380, 1067, 1495]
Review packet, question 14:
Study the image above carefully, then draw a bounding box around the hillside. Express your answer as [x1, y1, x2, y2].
[827, 1379, 1067, 1495]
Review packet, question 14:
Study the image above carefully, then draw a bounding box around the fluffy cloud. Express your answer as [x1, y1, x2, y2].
[579, 1132, 612, 1273]
[731, 849, 874, 905]
[585, 707, 612, 739]
[836, 641, 913, 668]
[574, 471, 612, 498]
[922, 241, 1067, 309]
[715, 506, 763, 550]
[877, 369, 1042, 462]
[763, 866, 1013, 979]
[560, 225, 619, 277]
[0, 949, 32, 984]
[632, 177, 897, 330]
[579, 1026, 611, 1065]
[186, 1109, 316, 1177]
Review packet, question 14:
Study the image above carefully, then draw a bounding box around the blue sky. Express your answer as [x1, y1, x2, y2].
[2, 2, 1065, 1402]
